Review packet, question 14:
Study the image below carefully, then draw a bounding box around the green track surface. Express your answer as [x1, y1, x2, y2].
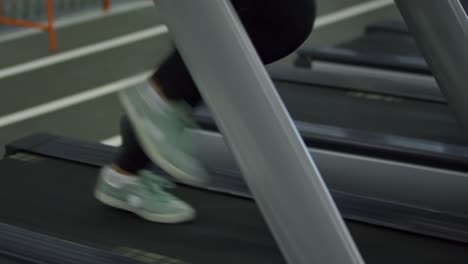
[0, 0, 402, 152]
[0, 7, 163, 68]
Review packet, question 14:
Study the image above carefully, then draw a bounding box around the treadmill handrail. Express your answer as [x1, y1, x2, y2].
[158, 1, 364, 263]
[268, 62, 443, 103]
[395, 0, 468, 133]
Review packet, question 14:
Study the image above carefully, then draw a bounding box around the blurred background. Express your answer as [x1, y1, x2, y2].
[0, 0, 400, 154]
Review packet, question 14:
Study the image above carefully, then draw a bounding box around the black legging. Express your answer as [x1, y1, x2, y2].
[116, 0, 316, 173]
[156, 0, 316, 106]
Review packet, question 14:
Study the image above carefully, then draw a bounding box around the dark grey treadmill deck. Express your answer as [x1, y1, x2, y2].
[0, 157, 283, 264]
[2, 142, 468, 263]
[298, 0, 468, 76]
[296, 15, 430, 75]
[0, 223, 144, 264]
[8, 132, 468, 242]
[0, 257, 32, 264]
[255, 80, 468, 171]
[297, 31, 429, 74]
[272, 77, 464, 147]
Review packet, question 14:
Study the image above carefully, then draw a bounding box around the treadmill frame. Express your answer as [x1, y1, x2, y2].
[6, 133, 468, 244]
[158, 0, 468, 263]
[0, 1, 468, 263]
[157, 1, 363, 263]
[395, 0, 468, 131]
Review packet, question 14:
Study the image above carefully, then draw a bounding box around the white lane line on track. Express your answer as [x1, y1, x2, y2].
[0, 25, 167, 80]
[0, 1, 155, 43]
[315, 0, 394, 29]
[1, 0, 394, 138]
[0, 71, 153, 128]
[0, 0, 392, 81]
[98, 0, 395, 147]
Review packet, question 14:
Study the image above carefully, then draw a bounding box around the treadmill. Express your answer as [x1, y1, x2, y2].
[295, 0, 468, 75]
[2, 0, 468, 263]
[286, 0, 468, 110]
[268, 7, 446, 113]
[296, 19, 429, 75]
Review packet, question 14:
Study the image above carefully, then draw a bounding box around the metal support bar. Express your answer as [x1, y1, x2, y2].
[46, 0, 57, 52]
[103, 0, 111, 11]
[157, 1, 363, 263]
[395, 0, 468, 132]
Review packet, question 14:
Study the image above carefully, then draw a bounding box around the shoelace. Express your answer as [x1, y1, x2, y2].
[139, 170, 176, 203]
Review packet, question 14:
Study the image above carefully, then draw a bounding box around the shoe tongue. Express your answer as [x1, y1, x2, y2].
[169, 101, 192, 117]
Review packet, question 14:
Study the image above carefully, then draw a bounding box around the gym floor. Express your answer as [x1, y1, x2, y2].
[0, 0, 401, 155]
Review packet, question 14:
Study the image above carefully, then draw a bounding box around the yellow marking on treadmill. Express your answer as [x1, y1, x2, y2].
[114, 247, 191, 264]
[8, 153, 43, 163]
[346, 91, 403, 103]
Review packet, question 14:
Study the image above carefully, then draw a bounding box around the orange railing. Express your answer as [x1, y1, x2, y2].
[103, 0, 111, 11]
[0, 0, 112, 52]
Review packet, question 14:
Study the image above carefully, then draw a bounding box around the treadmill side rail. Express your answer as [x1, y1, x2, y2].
[395, 0, 468, 132]
[0, 223, 142, 264]
[157, 1, 364, 263]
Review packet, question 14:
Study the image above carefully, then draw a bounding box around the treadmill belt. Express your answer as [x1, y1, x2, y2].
[337, 32, 421, 59]
[298, 31, 429, 75]
[297, 19, 431, 74]
[0, 256, 33, 264]
[1, 156, 468, 263]
[0, 157, 283, 264]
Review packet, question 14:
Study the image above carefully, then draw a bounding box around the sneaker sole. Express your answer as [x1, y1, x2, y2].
[94, 190, 195, 224]
[119, 90, 205, 186]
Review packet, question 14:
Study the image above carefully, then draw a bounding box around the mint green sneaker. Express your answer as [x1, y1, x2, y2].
[119, 82, 208, 186]
[94, 167, 195, 223]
